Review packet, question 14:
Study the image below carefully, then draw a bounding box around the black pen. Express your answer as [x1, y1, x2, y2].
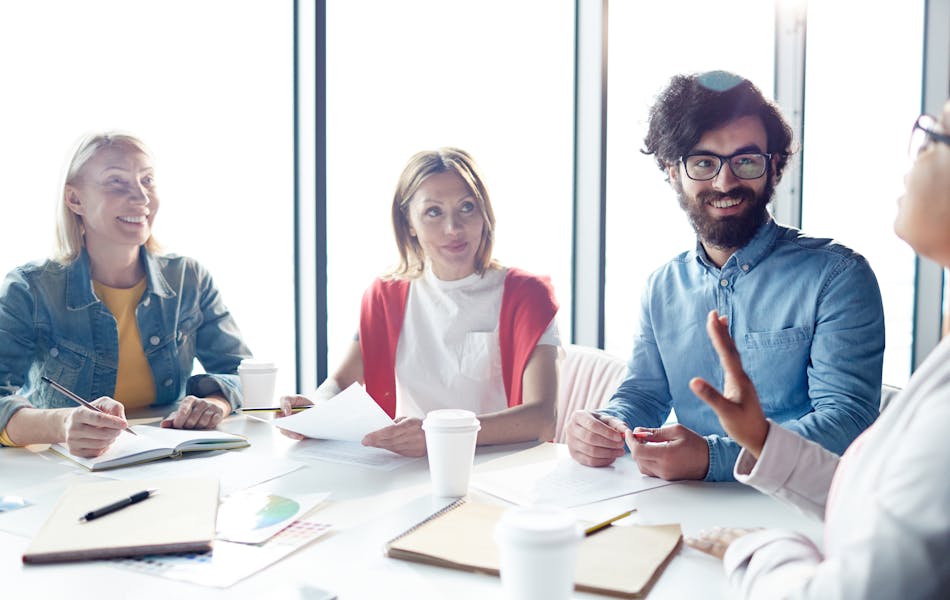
[79, 488, 158, 522]
[41, 376, 137, 436]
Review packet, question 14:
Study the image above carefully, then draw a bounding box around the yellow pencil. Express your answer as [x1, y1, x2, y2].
[584, 508, 637, 536]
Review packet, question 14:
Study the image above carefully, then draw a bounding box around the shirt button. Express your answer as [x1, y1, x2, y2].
[142, 296, 150, 307]
[720, 279, 729, 287]
[150, 336, 161, 346]
[163, 378, 174, 387]
[49, 348, 60, 358]
[741, 264, 750, 272]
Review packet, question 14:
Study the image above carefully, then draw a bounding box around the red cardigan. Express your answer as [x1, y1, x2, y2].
[358, 268, 559, 418]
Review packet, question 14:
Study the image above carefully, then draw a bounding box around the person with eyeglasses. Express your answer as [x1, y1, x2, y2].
[566, 71, 885, 482]
[682, 102, 950, 598]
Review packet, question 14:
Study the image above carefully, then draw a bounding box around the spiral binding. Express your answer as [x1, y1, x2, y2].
[384, 497, 467, 549]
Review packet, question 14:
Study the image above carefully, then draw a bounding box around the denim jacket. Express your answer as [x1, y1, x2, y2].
[599, 219, 885, 481]
[0, 248, 252, 434]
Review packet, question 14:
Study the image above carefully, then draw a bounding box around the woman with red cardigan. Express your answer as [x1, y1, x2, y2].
[281, 148, 560, 457]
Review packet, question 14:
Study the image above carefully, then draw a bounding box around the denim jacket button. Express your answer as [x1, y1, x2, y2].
[49, 347, 59, 358]
[149, 336, 161, 346]
[142, 296, 150, 307]
[163, 378, 173, 387]
[720, 278, 729, 287]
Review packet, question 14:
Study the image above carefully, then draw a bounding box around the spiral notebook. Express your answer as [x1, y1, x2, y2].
[384, 499, 682, 598]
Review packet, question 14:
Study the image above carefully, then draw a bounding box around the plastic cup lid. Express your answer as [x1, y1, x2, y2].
[422, 409, 480, 430]
[238, 359, 277, 371]
[495, 505, 582, 545]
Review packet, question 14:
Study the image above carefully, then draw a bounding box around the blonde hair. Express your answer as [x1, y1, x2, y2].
[54, 132, 160, 264]
[390, 147, 498, 278]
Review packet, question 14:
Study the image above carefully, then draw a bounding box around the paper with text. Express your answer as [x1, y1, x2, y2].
[472, 443, 675, 508]
[295, 439, 420, 471]
[272, 382, 394, 441]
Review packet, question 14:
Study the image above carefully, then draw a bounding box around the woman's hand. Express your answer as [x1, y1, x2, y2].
[161, 395, 229, 429]
[63, 397, 128, 457]
[275, 394, 314, 440]
[688, 310, 769, 459]
[685, 527, 761, 559]
[362, 417, 426, 457]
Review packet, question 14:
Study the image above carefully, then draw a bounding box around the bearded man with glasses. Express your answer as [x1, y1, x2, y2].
[567, 71, 885, 483]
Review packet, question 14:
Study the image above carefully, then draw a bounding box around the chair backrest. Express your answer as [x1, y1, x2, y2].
[554, 344, 628, 443]
[880, 384, 902, 413]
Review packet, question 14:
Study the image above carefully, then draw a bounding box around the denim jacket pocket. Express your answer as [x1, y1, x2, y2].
[743, 327, 811, 351]
[175, 311, 201, 359]
[41, 338, 89, 391]
[741, 326, 812, 414]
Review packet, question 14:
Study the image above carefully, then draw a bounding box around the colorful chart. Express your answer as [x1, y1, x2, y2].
[216, 490, 329, 544]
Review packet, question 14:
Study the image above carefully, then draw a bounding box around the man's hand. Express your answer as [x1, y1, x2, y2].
[63, 397, 128, 457]
[566, 410, 629, 467]
[161, 395, 229, 429]
[362, 417, 426, 457]
[627, 423, 710, 480]
[688, 310, 769, 459]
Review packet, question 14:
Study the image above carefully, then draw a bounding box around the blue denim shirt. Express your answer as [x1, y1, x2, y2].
[600, 219, 885, 481]
[0, 248, 252, 434]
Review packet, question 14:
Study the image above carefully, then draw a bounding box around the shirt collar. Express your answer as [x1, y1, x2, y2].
[691, 217, 779, 272]
[65, 246, 174, 309]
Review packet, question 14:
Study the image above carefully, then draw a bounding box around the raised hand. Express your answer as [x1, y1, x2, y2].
[688, 310, 769, 458]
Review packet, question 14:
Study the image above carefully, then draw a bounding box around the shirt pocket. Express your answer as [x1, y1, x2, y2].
[459, 331, 501, 384]
[741, 326, 812, 412]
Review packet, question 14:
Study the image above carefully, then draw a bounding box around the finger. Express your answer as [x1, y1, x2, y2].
[194, 406, 218, 429]
[705, 311, 747, 378]
[160, 413, 176, 428]
[181, 403, 209, 429]
[72, 408, 128, 431]
[689, 377, 734, 412]
[278, 427, 307, 440]
[92, 397, 127, 419]
[571, 412, 626, 448]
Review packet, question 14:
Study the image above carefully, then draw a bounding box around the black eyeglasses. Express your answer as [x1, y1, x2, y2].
[909, 114, 950, 158]
[680, 152, 772, 181]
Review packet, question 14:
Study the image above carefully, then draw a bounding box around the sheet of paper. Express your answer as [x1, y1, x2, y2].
[471, 443, 675, 508]
[96, 451, 306, 496]
[272, 382, 394, 441]
[113, 519, 332, 588]
[217, 490, 330, 544]
[294, 439, 420, 471]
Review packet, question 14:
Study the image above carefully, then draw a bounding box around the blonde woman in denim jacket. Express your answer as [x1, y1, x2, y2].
[0, 133, 251, 457]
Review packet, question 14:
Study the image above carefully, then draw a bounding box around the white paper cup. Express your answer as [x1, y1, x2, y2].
[422, 409, 481, 497]
[238, 359, 278, 409]
[494, 505, 583, 600]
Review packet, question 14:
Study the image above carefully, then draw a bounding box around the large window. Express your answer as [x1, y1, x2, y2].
[604, 2, 776, 359]
[800, 1, 925, 385]
[0, 1, 296, 394]
[324, 0, 575, 371]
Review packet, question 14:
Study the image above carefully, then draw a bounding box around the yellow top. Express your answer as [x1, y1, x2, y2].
[93, 279, 155, 410]
[0, 428, 16, 447]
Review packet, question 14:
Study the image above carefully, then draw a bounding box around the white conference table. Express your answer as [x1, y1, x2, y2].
[0, 413, 822, 599]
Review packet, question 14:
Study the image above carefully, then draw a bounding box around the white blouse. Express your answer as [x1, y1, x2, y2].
[722, 337, 950, 599]
[394, 265, 559, 419]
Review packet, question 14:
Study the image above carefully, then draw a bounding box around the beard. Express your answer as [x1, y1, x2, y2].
[674, 172, 775, 250]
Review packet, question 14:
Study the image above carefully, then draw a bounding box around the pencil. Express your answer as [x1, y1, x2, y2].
[584, 508, 637, 536]
[40, 376, 138, 436]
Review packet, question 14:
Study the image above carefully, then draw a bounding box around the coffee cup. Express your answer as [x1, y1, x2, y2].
[421, 409, 481, 497]
[238, 359, 278, 409]
[493, 505, 583, 600]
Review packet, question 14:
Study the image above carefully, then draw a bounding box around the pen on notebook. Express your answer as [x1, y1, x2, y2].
[41, 376, 137, 436]
[79, 488, 157, 522]
[239, 406, 312, 413]
[584, 508, 637, 536]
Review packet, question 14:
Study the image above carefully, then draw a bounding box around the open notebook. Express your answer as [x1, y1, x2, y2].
[50, 425, 249, 471]
[385, 499, 682, 598]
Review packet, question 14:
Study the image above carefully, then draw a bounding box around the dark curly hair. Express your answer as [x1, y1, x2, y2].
[643, 71, 793, 181]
